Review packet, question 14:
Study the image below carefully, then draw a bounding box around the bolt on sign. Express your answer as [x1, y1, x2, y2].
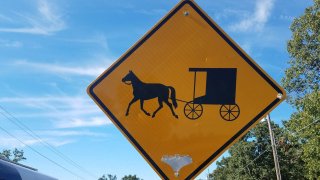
[87, 0, 286, 179]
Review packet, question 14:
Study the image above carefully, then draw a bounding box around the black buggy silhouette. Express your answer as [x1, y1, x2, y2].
[179, 68, 240, 121]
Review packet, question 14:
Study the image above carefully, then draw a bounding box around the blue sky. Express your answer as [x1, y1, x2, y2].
[0, 0, 313, 179]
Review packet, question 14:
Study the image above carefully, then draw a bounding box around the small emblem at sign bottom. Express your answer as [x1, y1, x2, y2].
[161, 154, 193, 177]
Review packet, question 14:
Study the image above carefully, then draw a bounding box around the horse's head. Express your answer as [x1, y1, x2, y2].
[122, 70, 136, 85]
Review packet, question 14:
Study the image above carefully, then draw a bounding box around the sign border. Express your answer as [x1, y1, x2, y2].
[87, 0, 286, 179]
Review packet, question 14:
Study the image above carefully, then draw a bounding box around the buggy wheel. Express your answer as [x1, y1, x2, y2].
[184, 102, 203, 120]
[220, 104, 240, 121]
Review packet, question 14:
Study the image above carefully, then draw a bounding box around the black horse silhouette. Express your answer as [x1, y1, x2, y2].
[122, 71, 178, 118]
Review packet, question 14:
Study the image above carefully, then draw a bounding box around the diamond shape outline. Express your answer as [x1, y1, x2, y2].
[87, 0, 286, 179]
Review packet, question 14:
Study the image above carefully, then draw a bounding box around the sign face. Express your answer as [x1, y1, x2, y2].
[87, 0, 286, 179]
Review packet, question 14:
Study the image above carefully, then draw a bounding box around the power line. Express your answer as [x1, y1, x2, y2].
[0, 124, 86, 180]
[230, 117, 320, 178]
[293, 118, 319, 134]
[0, 105, 98, 179]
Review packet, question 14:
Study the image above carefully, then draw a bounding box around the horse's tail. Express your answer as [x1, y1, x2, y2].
[168, 86, 178, 108]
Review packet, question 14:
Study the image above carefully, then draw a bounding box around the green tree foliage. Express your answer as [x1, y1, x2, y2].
[211, 1, 319, 178]
[98, 174, 117, 180]
[282, 0, 319, 105]
[98, 174, 142, 180]
[282, 0, 320, 179]
[121, 175, 141, 180]
[12, 148, 27, 162]
[283, 92, 320, 179]
[0, 149, 11, 160]
[210, 121, 304, 179]
[0, 148, 26, 163]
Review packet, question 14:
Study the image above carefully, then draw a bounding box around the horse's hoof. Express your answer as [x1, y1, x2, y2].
[175, 115, 178, 119]
[146, 113, 150, 116]
[125, 113, 129, 116]
[152, 114, 155, 118]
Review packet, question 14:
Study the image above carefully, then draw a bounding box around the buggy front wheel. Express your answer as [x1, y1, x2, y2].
[219, 104, 240, 121]
[184, 102, 203, 120]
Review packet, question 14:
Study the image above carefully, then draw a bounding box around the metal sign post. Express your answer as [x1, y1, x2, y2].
[266, 114, 282, 180]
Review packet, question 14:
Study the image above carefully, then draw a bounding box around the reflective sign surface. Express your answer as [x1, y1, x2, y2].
[88, 0, 286, 179]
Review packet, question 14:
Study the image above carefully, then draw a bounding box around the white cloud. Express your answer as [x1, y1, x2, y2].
[13, 60, 107, 77]
[58, 33, 110, 52]
[0, 0, 66, 35]
[0, 14, 13, 22]
[0, 96, 95, 111]
[0, 136, 74, 149]
[48, 139, 76, 147]
[279, 15, 294, 21]
[134, 9, 167, 16]
[0, 96, 99, 117]
[229, 0, 275, 32]
[0, 40, 23, 48]
[0, 128, 107, 149]
[211, 9, 250, 21]
[0, 95, 111, 129]
[55, 117, 111, 129]
[0, 137, 40, 148]
[37, 130, 108, 137]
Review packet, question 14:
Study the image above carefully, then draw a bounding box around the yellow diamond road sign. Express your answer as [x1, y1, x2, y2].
[87, 0, 286, 179]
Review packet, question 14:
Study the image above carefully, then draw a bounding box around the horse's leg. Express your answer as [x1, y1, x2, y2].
[140, 100, 150, 116]
[126, 97, 138, 116]
[164, 99, 178, 119]
[152, 98, 163, 118]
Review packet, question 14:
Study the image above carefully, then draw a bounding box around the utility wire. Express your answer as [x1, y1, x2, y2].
[293, 118, 319, 134]
[0, 105, 98, 179]
[231, 118, 320, 178]
[0, 124, 86, 180]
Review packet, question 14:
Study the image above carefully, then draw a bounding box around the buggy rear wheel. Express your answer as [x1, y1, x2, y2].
[220, 104, 240, 121]
[184, 102, 203, 120]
